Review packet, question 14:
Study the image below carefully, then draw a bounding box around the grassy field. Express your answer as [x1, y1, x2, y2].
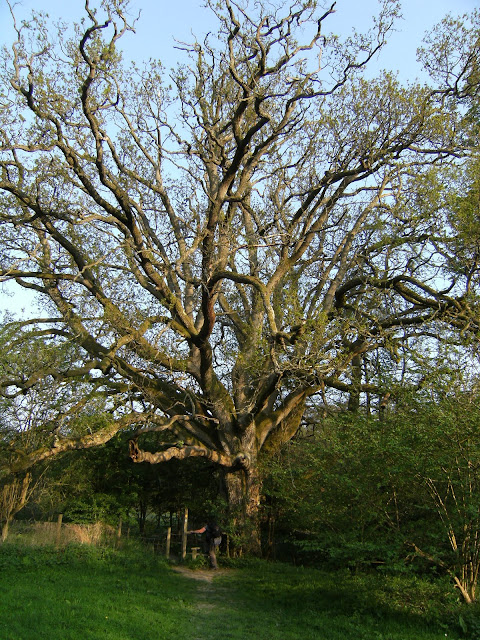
[0, 543, 473, 640]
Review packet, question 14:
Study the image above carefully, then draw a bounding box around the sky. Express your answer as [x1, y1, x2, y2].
[1, 0, 478, 79]
[0, 0, 478, 316]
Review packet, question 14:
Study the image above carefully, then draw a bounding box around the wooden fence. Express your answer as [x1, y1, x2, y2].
[7, 508, 203, 560]
[144, 508, 202, 560]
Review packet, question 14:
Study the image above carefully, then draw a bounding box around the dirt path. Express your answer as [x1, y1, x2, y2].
[173, 566, 231, 612]
[172, 566, 235, 616]
[172, 565, 231, 583]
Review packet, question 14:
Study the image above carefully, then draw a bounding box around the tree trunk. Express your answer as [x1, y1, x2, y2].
[137, 501, 147, 536]
[454, 576, 476, 604]
[0, 473, 32, 543]
[1, 518, 10, 543]
[347, 354, 362, 412]
[223, 465, 262, 555]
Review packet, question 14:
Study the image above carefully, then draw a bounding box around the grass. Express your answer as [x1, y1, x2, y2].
[0, 543, 198, 640]
[0, 543, 472, 640]
[210, 560, 460, 640]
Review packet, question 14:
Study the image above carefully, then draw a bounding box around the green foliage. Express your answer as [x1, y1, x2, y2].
[391, 393, 480, 603]
[262, 412, 413, 569]
[185, 554, 208, 570]
[444, 154, 480, 285]
[458, 606, 480, 640]
[28, 433, 222, 531]
[62, 493, 121, 525]
[262, 390, 480, 603]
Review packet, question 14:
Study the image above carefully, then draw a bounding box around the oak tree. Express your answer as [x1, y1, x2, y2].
[0, 0, 479, 544]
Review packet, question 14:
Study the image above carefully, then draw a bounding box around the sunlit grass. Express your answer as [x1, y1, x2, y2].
[1, 544, 197, 640]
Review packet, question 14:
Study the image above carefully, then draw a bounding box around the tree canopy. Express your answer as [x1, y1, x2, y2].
[0, 0, 479, 534]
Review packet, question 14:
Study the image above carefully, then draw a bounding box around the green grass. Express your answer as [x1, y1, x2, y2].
[0, 543, 198, 640]
[0, 544, 470, 640]
[210, 560, 460, 640]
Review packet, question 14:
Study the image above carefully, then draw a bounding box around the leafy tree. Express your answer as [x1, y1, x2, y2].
[262, 411, 418, 569]
[399, 393, 480, 605]
[265, 384, 480, 603]
[444, 155, 480, 297]
[37, 435, 222, 535]
[0, 0, 479, 546]
[0, 472, 32, 541]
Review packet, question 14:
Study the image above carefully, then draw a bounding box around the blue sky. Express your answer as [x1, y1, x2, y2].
[0, 0, 478, 316]
[1, 0, 478, 80]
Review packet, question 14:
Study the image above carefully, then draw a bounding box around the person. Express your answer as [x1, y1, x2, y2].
[188, 520, 222, 569]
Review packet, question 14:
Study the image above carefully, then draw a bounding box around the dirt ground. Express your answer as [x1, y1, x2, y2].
[172, 565, 231, 583]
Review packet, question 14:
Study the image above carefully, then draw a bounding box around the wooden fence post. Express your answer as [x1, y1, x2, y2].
[116, 518, 122, 547]
[181, 508, 188, 561]
[191, 547, 200, 560]
[55, 513, 63, 547]
[166, 527, 171, 560]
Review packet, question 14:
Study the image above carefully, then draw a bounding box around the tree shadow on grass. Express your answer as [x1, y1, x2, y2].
[176, 564, 457, 640]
